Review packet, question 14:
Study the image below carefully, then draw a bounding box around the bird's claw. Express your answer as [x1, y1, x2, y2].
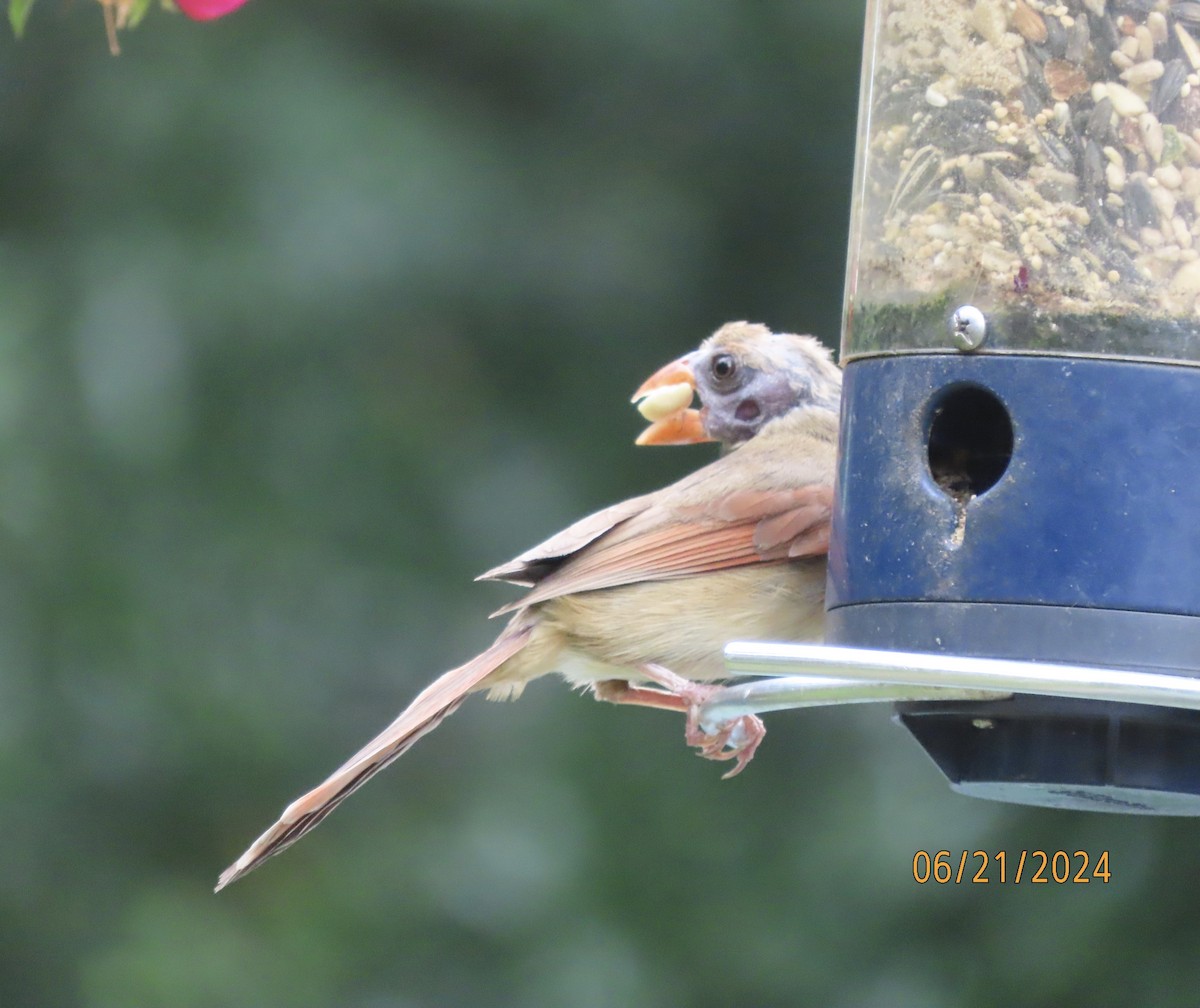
[638, 664, 766, 777]
[683, 712, 765, 778]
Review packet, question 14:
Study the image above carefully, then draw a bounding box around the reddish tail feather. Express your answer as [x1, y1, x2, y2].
[216, 620, 534, 891]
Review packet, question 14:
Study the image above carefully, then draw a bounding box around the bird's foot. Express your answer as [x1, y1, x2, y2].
[686, 710, 766, 778]
[637, 664, 766, 777]
[593, 666, 765, 778]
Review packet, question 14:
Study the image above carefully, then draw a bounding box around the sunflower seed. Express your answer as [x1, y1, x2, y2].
[1151, 58, 1188, 115]
[1066, 15, 1092, 63]
[1176, 22, 1200, 70]
[1172, 2, 1200, 28]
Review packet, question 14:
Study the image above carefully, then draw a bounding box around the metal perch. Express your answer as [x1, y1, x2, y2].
[696, 642, 1200, 728]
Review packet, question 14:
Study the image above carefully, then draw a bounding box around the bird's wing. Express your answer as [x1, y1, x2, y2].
[476, 494, 654, 586]
[489, 482, 831, 615]
[706, 488, 834, 557]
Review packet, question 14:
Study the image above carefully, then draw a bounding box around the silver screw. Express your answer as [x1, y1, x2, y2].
[949, 305, 987, 351]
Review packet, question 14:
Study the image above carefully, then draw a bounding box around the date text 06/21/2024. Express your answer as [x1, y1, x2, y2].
[912, 850, 1112, 885]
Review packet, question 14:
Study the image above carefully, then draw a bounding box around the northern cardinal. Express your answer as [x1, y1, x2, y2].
[216, 322, 841, 890]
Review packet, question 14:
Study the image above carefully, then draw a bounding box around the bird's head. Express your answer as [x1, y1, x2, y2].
[631, 322, 841, 447]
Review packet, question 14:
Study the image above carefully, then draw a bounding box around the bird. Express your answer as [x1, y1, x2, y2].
[215, 322, 842, 891]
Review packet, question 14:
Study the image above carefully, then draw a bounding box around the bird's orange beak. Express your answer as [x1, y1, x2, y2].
[630, 353, 714, 446]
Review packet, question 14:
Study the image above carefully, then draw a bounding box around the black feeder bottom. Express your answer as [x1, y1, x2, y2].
[830, 353, 1200, 816]
[896, 696, 1200, 815]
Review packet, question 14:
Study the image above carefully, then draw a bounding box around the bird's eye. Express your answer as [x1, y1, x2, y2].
[711, 353, 737, 381]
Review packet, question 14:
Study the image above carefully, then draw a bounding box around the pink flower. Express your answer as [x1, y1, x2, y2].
[175, 0, 250, 20]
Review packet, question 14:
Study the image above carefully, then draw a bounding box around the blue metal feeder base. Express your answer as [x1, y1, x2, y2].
[829, 353, 1200, 814]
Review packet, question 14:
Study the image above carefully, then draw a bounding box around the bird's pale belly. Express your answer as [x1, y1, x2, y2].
[540, 560, 825, 686]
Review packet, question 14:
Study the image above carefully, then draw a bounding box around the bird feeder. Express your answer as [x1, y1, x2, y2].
[708, 0, 1200, 813]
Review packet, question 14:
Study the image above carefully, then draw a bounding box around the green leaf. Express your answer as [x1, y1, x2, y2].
[125, 0, 156, 29]
[9, 0, 36, 38]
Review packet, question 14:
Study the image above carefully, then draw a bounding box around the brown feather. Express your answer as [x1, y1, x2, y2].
[492, 406, 836, 614]
[476, 495, 651, 585]
[748, 488, 833, 554]
[215, 618, 538, 891]
[491, 522, 765, 613]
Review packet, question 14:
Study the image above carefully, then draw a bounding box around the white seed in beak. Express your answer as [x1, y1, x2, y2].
[635, 381, 695, 422]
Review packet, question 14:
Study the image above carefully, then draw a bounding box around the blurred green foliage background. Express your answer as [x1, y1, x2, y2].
[4, 2, 1200, 1006]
